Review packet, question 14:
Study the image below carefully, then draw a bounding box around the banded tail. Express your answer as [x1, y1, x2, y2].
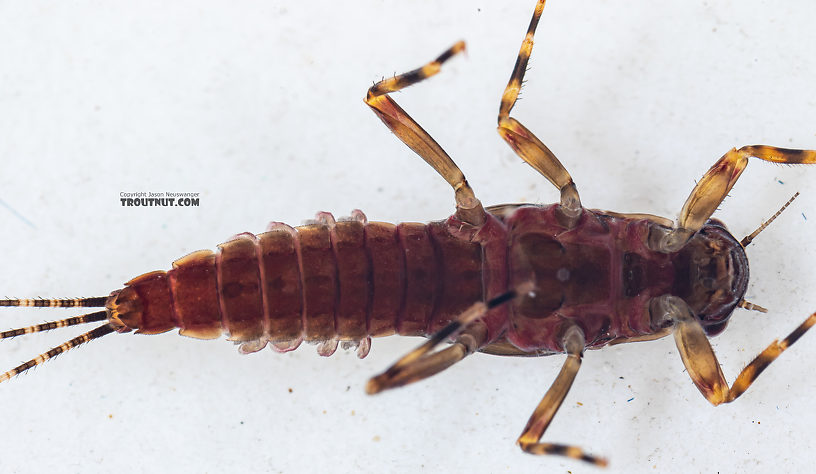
[0, 297, 115, 382]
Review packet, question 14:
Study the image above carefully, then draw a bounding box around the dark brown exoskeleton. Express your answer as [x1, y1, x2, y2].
[1, 0, 815, 467]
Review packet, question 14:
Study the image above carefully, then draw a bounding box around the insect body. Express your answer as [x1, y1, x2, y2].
[103, 215, 487, 357]
[2, 0, 815, 468]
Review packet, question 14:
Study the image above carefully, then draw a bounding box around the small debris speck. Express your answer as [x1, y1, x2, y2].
[802, 213, 807, 221]
[288, 387, 293, 393]
[346, 385, 351, 392]
[627, 397, 634, 402]
[372, 435, 381, 442]
[778, 180, 784, 184]
[351, 410, 355, 416]
[108, 414, 113, 420]
[576, 402, 583, 407]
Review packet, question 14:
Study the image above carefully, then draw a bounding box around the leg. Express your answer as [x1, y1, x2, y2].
[366, 42, 485, 226]
[366, 288, 525, 394]
[655, 295, 816, 405]
[516, 325, 608, 466]
[366, 301, 489, 394]
[497, 0, 581, 226]
[649, 146, 816, 252]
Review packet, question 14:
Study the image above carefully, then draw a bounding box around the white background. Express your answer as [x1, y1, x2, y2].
[1, 1, 815, 473]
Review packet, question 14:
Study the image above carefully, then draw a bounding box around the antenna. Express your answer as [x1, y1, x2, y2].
[741, 192, 800, 247]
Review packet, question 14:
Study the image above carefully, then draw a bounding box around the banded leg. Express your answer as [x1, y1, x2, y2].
[366, 302, 488, 394]
[656, 295, 816, 405]
[649, 145, 816, 252]
[366, 289, 523, 394]
[497, 0, 581, 227]
[366, 42, 485, 226]
[516, 325, 608, 466]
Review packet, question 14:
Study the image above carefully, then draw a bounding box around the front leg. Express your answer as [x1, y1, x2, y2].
[655, 295, 816, 405]
[649, 146, 816, 253]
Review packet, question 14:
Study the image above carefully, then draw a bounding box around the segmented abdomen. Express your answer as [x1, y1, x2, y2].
[108, 211, 484, 350]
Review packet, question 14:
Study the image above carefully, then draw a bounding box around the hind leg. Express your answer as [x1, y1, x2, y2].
[366, 42, 485, 226]
[366, 291, 517, 394]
